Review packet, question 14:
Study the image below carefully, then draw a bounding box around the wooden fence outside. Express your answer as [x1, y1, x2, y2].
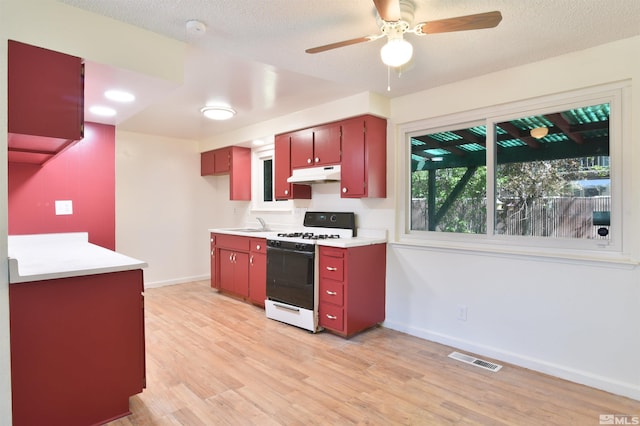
[412, 196, 610, 239]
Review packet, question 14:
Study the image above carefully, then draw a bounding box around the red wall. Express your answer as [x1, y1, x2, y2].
[8, 122, 116, 250]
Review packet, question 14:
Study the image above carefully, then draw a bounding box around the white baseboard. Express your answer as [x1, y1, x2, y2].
[144, 274, 209, 289]
[382, 320, 640, 401]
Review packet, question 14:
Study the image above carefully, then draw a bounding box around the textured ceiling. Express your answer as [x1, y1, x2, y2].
[58, 0, 640, 141]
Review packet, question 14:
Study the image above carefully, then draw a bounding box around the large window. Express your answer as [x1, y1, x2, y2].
[402, 84, 626, 255]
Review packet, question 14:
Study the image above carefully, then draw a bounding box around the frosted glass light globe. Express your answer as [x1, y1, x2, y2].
[380, 38, 413, 67]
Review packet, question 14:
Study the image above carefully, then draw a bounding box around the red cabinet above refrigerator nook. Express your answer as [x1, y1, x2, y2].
[8, 40, 84, 165]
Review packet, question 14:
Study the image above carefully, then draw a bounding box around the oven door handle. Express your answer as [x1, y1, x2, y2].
[267, 246, 315, 257]
[272, 303, 301, 313]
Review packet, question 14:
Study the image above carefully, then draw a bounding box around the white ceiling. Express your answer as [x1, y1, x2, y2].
[59, 0, 640, 141]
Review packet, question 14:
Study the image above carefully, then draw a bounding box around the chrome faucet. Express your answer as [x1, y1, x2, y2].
[256, 217, 268, 231]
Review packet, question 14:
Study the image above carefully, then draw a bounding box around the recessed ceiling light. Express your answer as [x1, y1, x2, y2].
[201, 106, 236, 120]
[89, 106, 117, 117]
[104, 90, 135, 102]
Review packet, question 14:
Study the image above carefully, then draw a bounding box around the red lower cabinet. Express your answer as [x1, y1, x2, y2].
[318, 244, 386, 337]
[9, 270, 145, 426]
[249, 238, 267, 307]
[211, 233, 267, 307]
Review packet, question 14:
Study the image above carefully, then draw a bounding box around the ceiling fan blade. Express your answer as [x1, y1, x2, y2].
[373, 0, 401, 22]
[417, 11, 502, 34]
[305, 35, 380, 54]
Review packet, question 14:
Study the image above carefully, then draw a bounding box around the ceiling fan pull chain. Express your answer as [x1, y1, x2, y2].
[387, 65, 391, 92]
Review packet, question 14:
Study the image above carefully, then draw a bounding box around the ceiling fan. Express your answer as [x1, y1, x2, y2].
[305, 0, 502, 68]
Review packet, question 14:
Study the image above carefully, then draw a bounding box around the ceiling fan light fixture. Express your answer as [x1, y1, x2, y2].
[380, 37, 413, 67]
[201, 106, 236, 120]
[530, 126, 549, 139]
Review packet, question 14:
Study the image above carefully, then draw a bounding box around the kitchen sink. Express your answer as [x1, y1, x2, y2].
[226, 228, 269, 233]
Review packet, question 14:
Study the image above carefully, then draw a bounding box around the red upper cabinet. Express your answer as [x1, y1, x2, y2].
[201, 146, 251, 200]
[289, 128, 314, 169]
[312, 123, 342, 166]
[290, 124, 341, 169]
[340, 115, 387, 198]
[274, 134, 311, 200]
[8, 40, 84, 164]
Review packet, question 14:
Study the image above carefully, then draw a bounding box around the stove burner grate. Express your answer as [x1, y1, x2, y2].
[276, 232, 341, 240]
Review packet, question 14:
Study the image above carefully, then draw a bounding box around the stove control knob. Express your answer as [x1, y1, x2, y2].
[330, 214, 337, 222]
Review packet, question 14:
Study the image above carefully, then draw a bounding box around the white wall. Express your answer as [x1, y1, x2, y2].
[115, 131, 217, 287]
[386, 36, 640, 399]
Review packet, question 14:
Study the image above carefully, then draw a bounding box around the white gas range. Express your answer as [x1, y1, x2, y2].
[264, 211, 356, 332]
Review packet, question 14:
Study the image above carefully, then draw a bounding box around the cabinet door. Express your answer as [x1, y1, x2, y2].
[210, 234, 219, 289]
[201, 151, 216, 176]
[290, 129, 314, 169]
[274, 134, 311, 200]
[8, 40, 83, 140]
[340, 118, 367, 197]
[274, 134, 293, 199]
[214, 147, 231, 174]
[233, 252, 250, 298]
[229, 146, 251, 200]
[313, 123, 341, 166]
[219, 249, 236, 293]
[249, 252, 266, 307]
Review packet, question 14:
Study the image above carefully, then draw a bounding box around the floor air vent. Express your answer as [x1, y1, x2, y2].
[448, 351, 502, 372]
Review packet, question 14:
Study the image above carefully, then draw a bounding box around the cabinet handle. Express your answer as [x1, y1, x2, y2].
[250, 255, 254, 265]
[326, 266, 337, 271]
[211, 250, 214, 256]
[342, 187, 348, 193]
[307, 158, 312, 164]
[325, 290, 337, 295]
[284, 189, 289, 195]
[326, 314, 337, 320]
[229, 253, 233, 262]
[256, 244, 261, 250]
[314, 157, 319, 163]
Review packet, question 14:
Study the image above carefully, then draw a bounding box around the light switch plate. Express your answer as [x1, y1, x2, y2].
[55, 200, 73, 215]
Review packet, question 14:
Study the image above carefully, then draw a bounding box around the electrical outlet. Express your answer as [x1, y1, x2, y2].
[55, 200, 73, 216]
[457, 304, 468, 321]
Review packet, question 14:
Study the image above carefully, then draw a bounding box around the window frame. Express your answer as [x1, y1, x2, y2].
[251, 143, 293, 212]
[396, 82, 630, 262]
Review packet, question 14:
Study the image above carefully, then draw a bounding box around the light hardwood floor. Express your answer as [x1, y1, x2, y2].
[108, 280, 640, 425]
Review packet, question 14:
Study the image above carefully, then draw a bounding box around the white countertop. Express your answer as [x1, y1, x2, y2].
[209, 227, 387, 248]
[8, 233, 148, 284]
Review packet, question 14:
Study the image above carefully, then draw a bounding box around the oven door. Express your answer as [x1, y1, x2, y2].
[266, 245, 315, 310]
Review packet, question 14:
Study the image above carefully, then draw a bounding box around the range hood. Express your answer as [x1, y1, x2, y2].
[287, 165, 341, 184]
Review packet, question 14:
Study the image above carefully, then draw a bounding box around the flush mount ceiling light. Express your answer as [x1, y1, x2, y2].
[89, 105, 116, 117]
[201, 106, 236, 120]
[530, 126, 549, 139]
[104, 89, 135, 102]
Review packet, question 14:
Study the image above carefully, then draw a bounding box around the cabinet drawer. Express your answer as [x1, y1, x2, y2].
[250, 238, 267, 254]
[214, 234, 250, 251]
[319, 303, 344, 332]
[319, 279, 344, 306]
[319, 254, 344, 282]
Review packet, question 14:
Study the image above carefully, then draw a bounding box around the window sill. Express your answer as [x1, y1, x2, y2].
[391, 235, 638, 268]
